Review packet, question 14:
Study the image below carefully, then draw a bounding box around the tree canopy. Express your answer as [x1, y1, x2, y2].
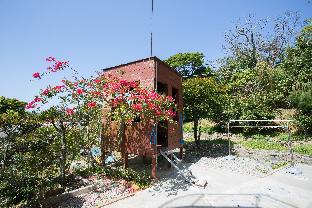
[165, 52, 211, 78]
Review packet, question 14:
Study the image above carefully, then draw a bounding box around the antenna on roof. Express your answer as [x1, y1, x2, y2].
[150, 0, 153, 57]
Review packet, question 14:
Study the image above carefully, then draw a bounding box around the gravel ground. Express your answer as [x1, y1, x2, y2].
[56, 178, 134, 208]
[55, 132, 311, 207]
[194, 156, 273, 177]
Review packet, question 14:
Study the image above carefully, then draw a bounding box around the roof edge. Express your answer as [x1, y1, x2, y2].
[102, 56, 181, 77]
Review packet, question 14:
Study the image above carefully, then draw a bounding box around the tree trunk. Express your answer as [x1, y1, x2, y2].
[100, 133, 106, 166]
[100, 120, 108, 167]
[193, 118, 199, 148]
[60, 130, 67, 187]
[118, 121, 127, 169]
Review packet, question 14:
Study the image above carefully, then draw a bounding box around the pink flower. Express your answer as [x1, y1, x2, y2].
[46, 56, 55, 62]
[76, 88, 84, 95]
[147, 102, 155, 110]
[120, 80, 128, 86]
[32, 72, 41, 79]
[66, 108, 75, 115]
[155, 108, 162, 116]
[34, 97, 42, 102]
[167, 96, 174, 102]
[132, 103, 143, 112]
[53, 85, 64, 93]
[87, 101, 96, 109]
[91, 91, 101, 97]
[25, 101, 36, 109]
[42, 88, 50, 96]
[166, 109, 176, 117]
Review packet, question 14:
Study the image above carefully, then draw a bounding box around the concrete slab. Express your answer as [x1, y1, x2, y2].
[105, 163, 312, 208]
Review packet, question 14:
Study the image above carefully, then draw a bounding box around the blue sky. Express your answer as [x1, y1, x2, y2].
[0, 0, 311, 102]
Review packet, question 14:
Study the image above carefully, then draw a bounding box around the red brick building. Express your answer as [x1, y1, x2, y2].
[101, 57, 183, 177]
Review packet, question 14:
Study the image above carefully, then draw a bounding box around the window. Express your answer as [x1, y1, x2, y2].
[157, 82, 168, 95]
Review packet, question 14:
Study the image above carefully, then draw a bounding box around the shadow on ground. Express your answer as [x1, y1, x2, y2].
[184, 139, 235, 163]
[53, 195, 86, 208]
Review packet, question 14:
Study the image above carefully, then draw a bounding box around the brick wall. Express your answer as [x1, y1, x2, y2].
[102, 57, 183, 157]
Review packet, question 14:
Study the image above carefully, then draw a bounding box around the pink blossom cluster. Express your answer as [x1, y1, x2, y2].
[25, 97, 42, 109]
[46, 57, 69, 72]
[32, 57, 69, 80]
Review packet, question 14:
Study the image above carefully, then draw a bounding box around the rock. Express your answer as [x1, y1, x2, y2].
[75, 176, 83, 181]
[69, 160, 89, 174]
[194, 179, 207, 187]
[82, 178, 90, 185]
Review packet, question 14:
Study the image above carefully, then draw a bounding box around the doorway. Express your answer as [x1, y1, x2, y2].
[157, 120, 168, 148]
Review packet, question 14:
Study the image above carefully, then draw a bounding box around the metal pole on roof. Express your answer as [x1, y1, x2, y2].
[150, 0, 153, 57]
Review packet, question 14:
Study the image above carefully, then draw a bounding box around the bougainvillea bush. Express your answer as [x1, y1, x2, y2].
[25, 57, 176, 189]
[0, 57, 177, 207]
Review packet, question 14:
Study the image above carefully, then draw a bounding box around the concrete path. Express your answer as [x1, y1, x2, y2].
[106, 163, 312, 208]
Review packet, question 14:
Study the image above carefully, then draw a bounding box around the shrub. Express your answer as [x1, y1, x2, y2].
[101, 167, 151, 189]
[293, 144, 312, 156]
[271, 161, 288, 170]
[251, 134, 266, 140]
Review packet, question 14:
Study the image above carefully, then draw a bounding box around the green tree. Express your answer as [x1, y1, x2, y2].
[183, 77, 225, 146]
[223, 62, 279, 121]
[279, 19, 312, 92]
[0, 96, 58, 207]
[0, 96, 39, 168]
[284, 20, 312, 134]
[165, 52, 212, 78]
[289, 85, 312, 134]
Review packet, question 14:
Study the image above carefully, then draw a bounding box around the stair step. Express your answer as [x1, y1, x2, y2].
[159, 149, 196, 184]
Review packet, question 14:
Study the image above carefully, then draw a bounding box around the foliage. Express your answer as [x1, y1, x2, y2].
[183, 120, 218, 134]
[271, 161, 288, 170]
[293, 144, 312, 156]
[283, 21, 312, 134]
[280, 20, 312, 89]
[183, 77, 226, 144]
[289, 87, 312, 134]
[251, 134, 266, 140]
[240, 140, 286, 151]
[101, 166, 151, 189]
[165, 52, 211, 78]
[223, 62, 278, 121]
[0, 96, 40, 168]
[71, 165, 152, 189]
[0, 110, 59, 207]
[217, 13, 308, 124]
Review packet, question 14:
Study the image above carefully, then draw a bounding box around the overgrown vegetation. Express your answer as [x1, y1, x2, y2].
[293, 144, 312, 157]
[1, 10, 311, 208]
[168, 14, 312, 150]
[240, 140, 287, 151]
[75, 166, 152, 189]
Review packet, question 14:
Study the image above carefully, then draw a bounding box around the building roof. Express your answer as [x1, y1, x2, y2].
[102, 56, 181, 77]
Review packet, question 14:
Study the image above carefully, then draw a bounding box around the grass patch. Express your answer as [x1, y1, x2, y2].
[293, 144, 312, 157]
[240, 140, 286, 151]
[271, 161, 288, 170]
[183, 119, 218, 134]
